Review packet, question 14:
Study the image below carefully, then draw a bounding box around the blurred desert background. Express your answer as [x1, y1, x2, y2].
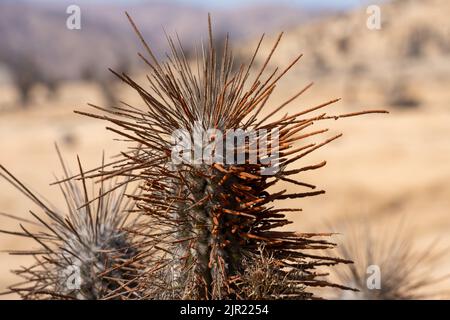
[0, 0, 449, 299]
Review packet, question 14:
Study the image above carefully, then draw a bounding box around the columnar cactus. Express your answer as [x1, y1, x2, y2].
[74, 14, 386, 299]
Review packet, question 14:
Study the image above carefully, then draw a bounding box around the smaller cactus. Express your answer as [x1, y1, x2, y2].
[73, 13, 386, 299]
[332, 219, 448, 300]
[0, 148, 152, 300]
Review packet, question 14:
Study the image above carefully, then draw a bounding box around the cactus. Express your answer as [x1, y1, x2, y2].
[332, 220, 447, 300]
[73, 14, 386, 299]
[0, 148, 153, 300]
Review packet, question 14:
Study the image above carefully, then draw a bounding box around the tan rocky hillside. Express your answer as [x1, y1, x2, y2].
[238, 0, 450, 110]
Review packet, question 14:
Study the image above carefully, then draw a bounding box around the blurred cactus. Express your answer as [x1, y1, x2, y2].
[332, 220, 447, 300]
[0, 149, 153, 300]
